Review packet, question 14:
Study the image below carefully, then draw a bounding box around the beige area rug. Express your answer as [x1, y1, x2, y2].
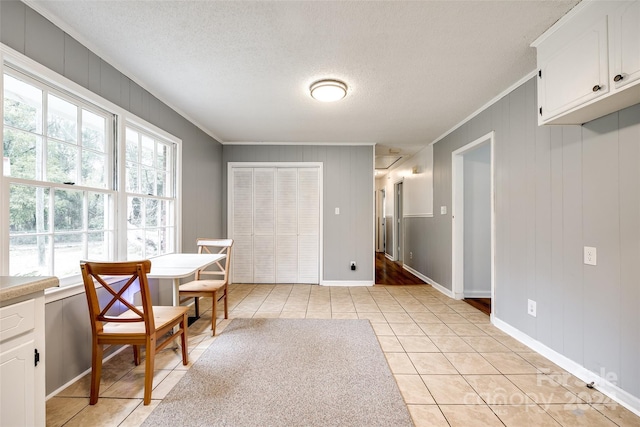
[142, 318, 413, 427]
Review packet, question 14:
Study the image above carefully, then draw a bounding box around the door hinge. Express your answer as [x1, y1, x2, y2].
[34, 349, 40, 367]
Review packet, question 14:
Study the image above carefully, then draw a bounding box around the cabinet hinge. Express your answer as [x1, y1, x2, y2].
[34, 349, 40, 367]
[538, 70, 542, 78]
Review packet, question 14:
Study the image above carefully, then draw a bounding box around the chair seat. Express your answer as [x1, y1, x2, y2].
[102, 306, 189, 335]
[179, 279, 225, 293]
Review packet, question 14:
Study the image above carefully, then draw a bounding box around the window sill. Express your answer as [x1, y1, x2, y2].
[44, 276, 125, 304]
[45, 282, 85, 304]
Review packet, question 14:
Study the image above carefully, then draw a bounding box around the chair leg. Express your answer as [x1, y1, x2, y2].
[133, 345, 140, 366]
[180, 314, 189, 366]
[143, 338, 155, 405]
[212, 292, 217, 336]
[194, 296, 200, 318]
[89, 341, 103, 405]
[223, 289, 228, 319]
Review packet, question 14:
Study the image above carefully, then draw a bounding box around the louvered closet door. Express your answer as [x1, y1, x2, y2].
[297, 168, 319, 283]
[253, 168, 275, 283]
[276, 168, 298, 283]
[232, 168, 254, 283]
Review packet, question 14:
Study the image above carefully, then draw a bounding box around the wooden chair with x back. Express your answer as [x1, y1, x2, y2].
[80, 260, 189, 405]
[179, 238, 233, 335]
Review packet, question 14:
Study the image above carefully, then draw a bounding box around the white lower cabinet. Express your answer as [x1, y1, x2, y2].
[0, 292, 45, 427]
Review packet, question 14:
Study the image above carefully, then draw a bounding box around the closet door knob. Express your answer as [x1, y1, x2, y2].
[592, 85, 602, 92]
[614, 74, 623, 82]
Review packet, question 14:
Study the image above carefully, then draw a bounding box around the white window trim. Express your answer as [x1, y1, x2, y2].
[1, 43, 182, 291]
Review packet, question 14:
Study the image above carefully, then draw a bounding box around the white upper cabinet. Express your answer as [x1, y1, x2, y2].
[533, 0, 640, 125]
[611, 0, 640, 89]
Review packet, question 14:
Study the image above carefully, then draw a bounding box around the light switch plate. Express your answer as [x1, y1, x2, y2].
[335, 207, 340, 215]
[441, 206, 447, 215]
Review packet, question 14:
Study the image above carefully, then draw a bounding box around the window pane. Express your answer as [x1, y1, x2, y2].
[3, 129, 41, 179]
[47, 140, 78, 184]
[126, 162, 139, 193]
[9, 235, 51, 276]
[81, 109, 106, 152]
[156, 171, 166, 197]
[156, 143, 169, 170]
[126, 128, 139, 162]
[127, 197, 142, 228]
[141, 135, 154, 166]
[141, 167, 155, 195]
[88, 231, 111, 260]
[127, 229, 143, 259]
[3, 74, 42, 133]
[145, 229, 159, 257]
[54, 189, 83, 231]
[82, 150, 106, 188]
[10, 185, 49, 233]
[54, 234, 83, 277]
[47, 94, 77, 143]
[145, 199, 158, 227]
[159, 227, 172, 253]
[88, 192, 107, 230]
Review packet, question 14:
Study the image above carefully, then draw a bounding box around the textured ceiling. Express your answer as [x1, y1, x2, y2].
[27, 0, 579, 161]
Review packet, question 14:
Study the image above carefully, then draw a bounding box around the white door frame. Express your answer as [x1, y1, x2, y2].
[227, 162, 324, 284]
[451, 132, 495, 315]
[394, 180, 404, 262]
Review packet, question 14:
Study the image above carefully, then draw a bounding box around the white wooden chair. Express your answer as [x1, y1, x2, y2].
[179, 238, 233, 335]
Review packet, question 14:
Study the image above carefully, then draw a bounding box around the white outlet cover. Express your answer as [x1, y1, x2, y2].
[527, 299, 537, 317]
[335, 207, 340, 215]
[441, 206, 447, 215]
[584, 246, 597, 265]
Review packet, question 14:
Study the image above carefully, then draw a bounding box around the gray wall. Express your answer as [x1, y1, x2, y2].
[222, 145, 374, 282]
[1, 1, 224, 394]
[403, 76, 640, 401]
[463, 144, 491, 297]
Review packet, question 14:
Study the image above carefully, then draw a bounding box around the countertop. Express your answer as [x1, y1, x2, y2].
[0, 276, 59, 302]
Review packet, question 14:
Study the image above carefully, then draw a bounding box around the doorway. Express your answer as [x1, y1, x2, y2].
[452, 132, 495, 316]
[394, 181, 403, 262]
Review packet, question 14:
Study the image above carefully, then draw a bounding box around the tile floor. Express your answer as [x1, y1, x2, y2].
[47, 284, 640, 427]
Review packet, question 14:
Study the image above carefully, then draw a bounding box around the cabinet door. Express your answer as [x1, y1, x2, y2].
[1, 340, 35, 427]
[539, 16, 609, 121]
[276, 168, 298, 283]
[253, 168, 275, 283]
[232, 168, 254, 283]
[297, 168, 320, 283]
[611, 0, 640, 89]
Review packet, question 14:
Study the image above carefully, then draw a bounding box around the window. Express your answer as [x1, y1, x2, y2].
[124, 126, 175, 259]
[2, 64, 179, 286]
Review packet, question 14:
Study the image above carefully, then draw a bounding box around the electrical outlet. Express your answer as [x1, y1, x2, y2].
[527, 299, 537, 317]
[584, 246, 597, 265]
[441, 206, 447, 215]
[409, 252, 413, 259]
[350, 261, 356, 271]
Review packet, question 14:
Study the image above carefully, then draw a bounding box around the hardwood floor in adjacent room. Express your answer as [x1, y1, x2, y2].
[375, 252, 425, 285]
[463, 298, 491, 316]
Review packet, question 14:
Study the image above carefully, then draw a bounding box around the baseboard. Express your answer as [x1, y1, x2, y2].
[402, 265, 454, 298]
[46, 344, 129, 400]
[463, 290, 491, 298]
[320, 280, 374, 287]
[493, 316, 640, 418]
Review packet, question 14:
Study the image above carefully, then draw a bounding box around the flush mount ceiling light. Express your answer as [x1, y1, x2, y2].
[310, 79, 348, 102]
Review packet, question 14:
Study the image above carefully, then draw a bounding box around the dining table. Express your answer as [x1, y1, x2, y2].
[147, 252, 226, 307]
